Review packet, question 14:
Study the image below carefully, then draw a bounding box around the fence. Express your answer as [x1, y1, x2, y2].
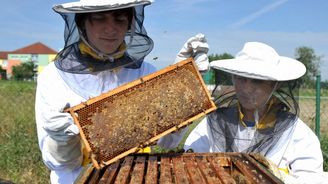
[298, 75, 328, 161]
[0, 74, 328, 182]
[298, 75, 328, 139]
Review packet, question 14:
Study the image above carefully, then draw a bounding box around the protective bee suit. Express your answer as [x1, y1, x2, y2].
[35, 1, 156, 183]
[160, 42, 327, 183]
[35, 0, 209, 183]
[185, 110, 326, 183]
[36, 62, 157, 183]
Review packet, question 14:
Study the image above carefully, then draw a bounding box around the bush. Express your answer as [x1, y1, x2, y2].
[11, 61, 36, 81]
[321, 136, 328, 171]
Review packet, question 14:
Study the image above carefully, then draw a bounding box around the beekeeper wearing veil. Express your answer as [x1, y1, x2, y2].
[35, 0, 209, 183]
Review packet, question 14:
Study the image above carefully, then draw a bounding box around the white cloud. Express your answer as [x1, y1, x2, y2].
[228, 0, 289, 29]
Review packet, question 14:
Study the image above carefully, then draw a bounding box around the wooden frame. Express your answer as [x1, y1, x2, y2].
[75, 153, 284, 184]
[66, 58, 216, 169]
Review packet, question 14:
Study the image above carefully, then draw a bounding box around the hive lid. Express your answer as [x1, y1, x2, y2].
[66, 58, 216, 168]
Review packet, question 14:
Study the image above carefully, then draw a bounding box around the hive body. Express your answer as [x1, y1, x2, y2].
[75, 153, 284, 184]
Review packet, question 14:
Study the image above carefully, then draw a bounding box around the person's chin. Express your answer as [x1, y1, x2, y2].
[98, 46, 117, 54]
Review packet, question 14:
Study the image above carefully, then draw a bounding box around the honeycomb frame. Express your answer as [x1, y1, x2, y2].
[66, 58, 216, 169]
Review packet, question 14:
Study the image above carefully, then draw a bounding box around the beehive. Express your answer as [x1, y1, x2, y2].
[75, 153, 284, 184]
[66, 58, 216, 168]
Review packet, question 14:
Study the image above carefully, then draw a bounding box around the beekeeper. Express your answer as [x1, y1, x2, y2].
[182, 42, 326, 183]
[35, 0, 209, 183]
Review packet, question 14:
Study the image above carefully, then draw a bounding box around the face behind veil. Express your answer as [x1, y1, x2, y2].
[53, 0, 154, 74]
[207, 42, 304, 155]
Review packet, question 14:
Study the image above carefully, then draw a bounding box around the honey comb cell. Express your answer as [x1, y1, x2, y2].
[66, 58, 216, 168]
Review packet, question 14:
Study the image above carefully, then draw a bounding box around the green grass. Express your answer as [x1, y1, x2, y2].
[0, 80, 327, 183]
[0, 80, 49, 183]
[299, 88, 328, 96]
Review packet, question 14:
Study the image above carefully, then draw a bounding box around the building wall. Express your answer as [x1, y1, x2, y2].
[2, 53, 56, 79]
[37, 54, 56, 73]
[6, 60, 22, 78]
[0, 59, 8, 70]
[8, 54, 31, 62]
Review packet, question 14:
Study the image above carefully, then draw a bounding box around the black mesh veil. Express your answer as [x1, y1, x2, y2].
[53, 4, 154, 74]
[208, 75, 301, 156]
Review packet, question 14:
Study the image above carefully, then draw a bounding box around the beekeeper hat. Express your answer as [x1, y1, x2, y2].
[53, 0, 153, 13]
[210, 42, 306, 81]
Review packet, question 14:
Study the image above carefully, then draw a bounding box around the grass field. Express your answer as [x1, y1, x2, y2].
[0, 80, 49, 183]
[0, 80, 327, 183]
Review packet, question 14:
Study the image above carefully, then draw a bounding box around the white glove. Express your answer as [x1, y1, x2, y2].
[264, 158, 328, 184]
[175, 33, 210, 72]
[43, 103, 80, 142]
[250, 153, 286, 182]
[250, 153, 328, 184]
[46, 135, 82, 170]
[43, 103, 82, 168]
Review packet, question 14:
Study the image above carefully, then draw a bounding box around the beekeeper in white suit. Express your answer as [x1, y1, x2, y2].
[35, 0, 209, 183]
[161, 42, 328, 184]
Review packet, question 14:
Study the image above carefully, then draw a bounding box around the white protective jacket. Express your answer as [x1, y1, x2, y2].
[184, 116, 327, 184]
[35, 62, 156, 184]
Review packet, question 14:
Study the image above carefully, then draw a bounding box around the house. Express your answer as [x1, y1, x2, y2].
[0, 51, 12, 79]
[0, 42, 57, 79]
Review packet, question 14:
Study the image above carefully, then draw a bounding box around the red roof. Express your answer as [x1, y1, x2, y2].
[0, 51, 11, 59]
[12, 42, 57, 55]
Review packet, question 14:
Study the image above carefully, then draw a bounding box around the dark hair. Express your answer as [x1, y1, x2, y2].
[75, 7, 134, 30]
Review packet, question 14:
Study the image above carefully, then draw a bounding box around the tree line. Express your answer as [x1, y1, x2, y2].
[8, 46, 327, 88]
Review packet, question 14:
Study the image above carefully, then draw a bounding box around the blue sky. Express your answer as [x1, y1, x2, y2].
[1, 0, 327, 80]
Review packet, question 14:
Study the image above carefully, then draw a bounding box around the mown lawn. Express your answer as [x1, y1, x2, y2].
[0, 80, 327, 183]
[0, 80, 49, 183]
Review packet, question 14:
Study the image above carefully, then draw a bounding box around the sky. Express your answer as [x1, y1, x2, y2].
[0, 0, 327, 80]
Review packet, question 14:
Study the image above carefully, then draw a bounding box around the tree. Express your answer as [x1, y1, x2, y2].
[12, 61, 36, 81]
[208, 53, 234, 85]
[0, 67, 6, 80]
[295, 47, 321, 87]
[321, 80, 328, 90]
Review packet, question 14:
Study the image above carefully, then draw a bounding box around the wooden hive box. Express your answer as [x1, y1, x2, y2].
[66, 58, 216, 169]
[75, 153, 284, 184]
